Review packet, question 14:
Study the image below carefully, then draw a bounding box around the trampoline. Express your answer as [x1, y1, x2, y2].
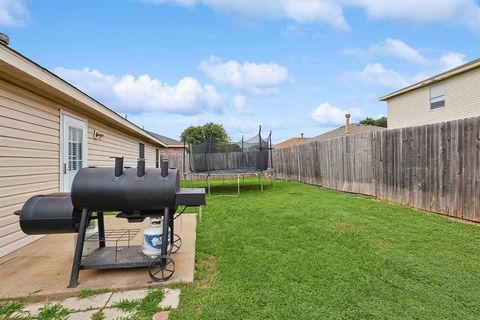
[184, 126, 275, 196]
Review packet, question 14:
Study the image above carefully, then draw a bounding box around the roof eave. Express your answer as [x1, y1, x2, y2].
[164, 144, 184, 148]
[379, 58, 480, 101]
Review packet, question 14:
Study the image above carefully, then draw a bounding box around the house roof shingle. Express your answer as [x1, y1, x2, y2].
[274, 137, 308, 149]
[308, 123, 386, 142]
[147, 131, 184, 147]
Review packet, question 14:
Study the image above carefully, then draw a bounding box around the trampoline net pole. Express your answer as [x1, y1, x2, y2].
[269, 130, 273, 170]
[258, 125, 263, 174]
[183, 140, 186, 177]
[241, 135, 244, 169]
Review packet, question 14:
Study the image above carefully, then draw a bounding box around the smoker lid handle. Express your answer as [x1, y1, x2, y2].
[13, 210, 21, 216]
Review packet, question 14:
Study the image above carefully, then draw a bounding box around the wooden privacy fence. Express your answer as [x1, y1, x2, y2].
[161, 153, 185, 174]
[273, 116, 480, 222]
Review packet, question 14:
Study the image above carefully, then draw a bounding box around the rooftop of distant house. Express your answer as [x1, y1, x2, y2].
[147, 131, 184, 147]
[308, 123, 386, 142]
[274, 136, 309, 149]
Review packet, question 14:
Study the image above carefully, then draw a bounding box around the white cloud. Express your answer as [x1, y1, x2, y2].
[144, 0, 350, 30]
[356, 63, 411, 89]
[223, 117, 262, 138]
[346, 39, 468, 90]
[370, 38, 429, 65]
[199, 55, 289, 95]
[143, 0, 480, 32]
[346, 0, 480, 31]
[0, 0, 29, 27]
[54, 67, 227, 115]
[353, 56, 467, 90]
[232, 94, 252, 114]
[349, 38, 467, 69]
[438, 52, 467, 70]
[310, 102, 362, 126]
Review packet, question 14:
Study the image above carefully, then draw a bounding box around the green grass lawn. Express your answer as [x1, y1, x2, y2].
[172, 178, 480, 319]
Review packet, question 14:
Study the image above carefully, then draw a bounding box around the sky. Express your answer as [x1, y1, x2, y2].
[1, 0, 479, 143]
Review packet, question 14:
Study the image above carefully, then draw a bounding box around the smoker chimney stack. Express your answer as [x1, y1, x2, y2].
[345, 113, 351, 135]
[137, 158, 146, 177]
[0, 33, 9, 46]
[161, 160, 169, 177]
[114, 157, 124, 177]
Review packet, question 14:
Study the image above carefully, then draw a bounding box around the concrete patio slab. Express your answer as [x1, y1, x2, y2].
[0, 214, 196, 299]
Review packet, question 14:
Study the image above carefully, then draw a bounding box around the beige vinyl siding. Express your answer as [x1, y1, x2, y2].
[87, 119, 142, 168]
[145, 144, 157, 168]
[0, 79, 60, 256]
[388, 67, 480, 129]
[0, 78, 161, 257]
[87, 119, 158, 168]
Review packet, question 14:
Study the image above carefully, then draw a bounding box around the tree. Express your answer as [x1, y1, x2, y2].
[180, 125, 205, 144]
[202, 122, 229, 144]
[180, 122, 229, 144]
[359, 116, 387, 128]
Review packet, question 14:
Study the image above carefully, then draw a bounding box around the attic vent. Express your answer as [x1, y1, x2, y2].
[0, 33, 9, 46]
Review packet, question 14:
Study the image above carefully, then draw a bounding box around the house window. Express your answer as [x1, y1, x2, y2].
[139, 143, 145, 159]
[430, 84, 445, 109]
[155, 149, 159, 168]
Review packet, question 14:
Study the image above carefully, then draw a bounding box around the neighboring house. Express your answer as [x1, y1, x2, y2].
[380, 58, 480, 129]
[0, 38, 167, 257]
[305, 113, 386, 143]
[274, 134, 308, 149]
[147, 131, 184, 156]
[308, 123, 386, 142]
[147, 131, 186, 171]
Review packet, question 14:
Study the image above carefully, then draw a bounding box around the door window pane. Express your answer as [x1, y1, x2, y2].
[68, 127, 83, 170]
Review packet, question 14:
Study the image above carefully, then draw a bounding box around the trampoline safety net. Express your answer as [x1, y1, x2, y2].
[189, 128, 272, 174]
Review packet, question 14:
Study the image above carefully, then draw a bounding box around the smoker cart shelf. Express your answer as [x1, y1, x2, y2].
[86, 228, 140, 244]
[85, 228, 141, 262]
[80, 245, 153, 270]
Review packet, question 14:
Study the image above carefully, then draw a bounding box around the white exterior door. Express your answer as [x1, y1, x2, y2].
[62, 114, 87, 192]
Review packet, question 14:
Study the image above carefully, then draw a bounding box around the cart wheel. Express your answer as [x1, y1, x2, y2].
[149, 255, 175, 282]
[169, 234, 182, 254]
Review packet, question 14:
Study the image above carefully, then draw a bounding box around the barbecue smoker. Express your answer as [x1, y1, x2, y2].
[16, 157, 205, 288]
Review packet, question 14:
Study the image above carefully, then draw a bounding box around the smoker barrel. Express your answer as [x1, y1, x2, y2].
[17, 158, 204, 236]
[18, 193, 82, 235]
[71, 165, 180, 213]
